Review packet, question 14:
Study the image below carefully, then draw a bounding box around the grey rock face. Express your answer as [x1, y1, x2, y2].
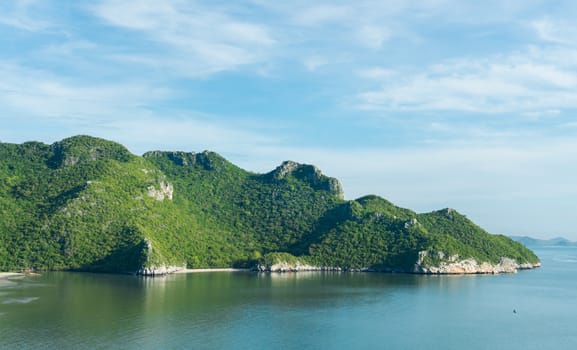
[269, 161, 344, 199]
[413, 250, 541, 274]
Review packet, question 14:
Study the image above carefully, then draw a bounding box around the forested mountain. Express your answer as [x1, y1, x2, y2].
[0, 136, 539, 274]
[510, 236, 577, 247]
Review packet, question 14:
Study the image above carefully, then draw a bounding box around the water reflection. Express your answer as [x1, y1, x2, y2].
[0, 264, 558, 350]
[2, 296, 39, 304]
[0, 278, 17, 288]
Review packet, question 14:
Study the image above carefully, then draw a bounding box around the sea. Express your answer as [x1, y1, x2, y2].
[1, 246, 576, 350]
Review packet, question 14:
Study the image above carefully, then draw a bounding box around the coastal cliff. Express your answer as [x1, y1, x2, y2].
[257, 251, 541, 275]
[412, 251, 541, 274]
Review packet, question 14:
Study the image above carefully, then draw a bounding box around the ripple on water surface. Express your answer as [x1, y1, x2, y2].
[2, 296, 39, 304]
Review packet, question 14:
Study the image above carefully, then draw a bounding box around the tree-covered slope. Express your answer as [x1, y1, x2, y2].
[0, 136, 182, 272]
[0, 136, 539, 274]
[142, 152, 343, 265]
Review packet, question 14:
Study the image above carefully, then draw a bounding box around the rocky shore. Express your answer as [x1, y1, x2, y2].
[257, 262, 344, 273]
[175, 268, 251, 273]
[136, 265, 185, 276]
[0, 272, 24, 279]
[413, 251, 542, 274]
[136, 266, 252, 276]
[256, 252, 541, 275]
[413, 257, 541, 274]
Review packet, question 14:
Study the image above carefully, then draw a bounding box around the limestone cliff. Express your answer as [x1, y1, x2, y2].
[413, 250, 541, 274]
[136, 238, 185, 276]
[258, 250, 541, 275]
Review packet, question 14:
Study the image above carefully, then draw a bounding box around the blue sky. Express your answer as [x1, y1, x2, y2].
[2, 0, 577, 239]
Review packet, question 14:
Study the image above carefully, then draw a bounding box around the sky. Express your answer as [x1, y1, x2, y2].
[1, 0, 577, 239]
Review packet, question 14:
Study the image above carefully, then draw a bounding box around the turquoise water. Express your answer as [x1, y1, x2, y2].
[1, 247, 576, 349]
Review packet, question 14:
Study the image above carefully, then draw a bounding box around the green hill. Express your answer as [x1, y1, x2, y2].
[0, 136, 540, 274]
[510, 236, 577, 247]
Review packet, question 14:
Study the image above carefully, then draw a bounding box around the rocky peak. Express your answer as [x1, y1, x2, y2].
[48, 135, 132, 168]
[268, 160, 344, 199]
[271, 161, 301, 179]
[144, 150, 196, 166]
[143, 150, 229, 171]
[144, 151, 197, 166]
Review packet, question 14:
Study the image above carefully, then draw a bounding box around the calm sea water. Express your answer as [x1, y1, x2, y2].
[1, 246, 576, 350]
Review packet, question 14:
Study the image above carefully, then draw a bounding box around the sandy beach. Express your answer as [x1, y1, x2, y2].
[174, 268, 252, 274]
[0, 272, 24, 279]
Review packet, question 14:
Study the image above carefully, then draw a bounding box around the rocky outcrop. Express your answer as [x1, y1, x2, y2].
[257, 261, 342, 272]
[271, 160, 300, 179]
[257, 250, 541, 275]
[137, 264, 185, 276]
[268, 161, 344, 199]
[48, 135, 133, 168]
[404, 218, 419, 229]
[147, 181, 174, 201]
[143, 150, 228, 171]
[413, 250, 541, 274]
[136, 238, 185, 276]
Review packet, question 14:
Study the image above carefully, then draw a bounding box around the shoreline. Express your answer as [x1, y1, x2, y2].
[0, 272, 24, 279]
[174, 268, 252, 274]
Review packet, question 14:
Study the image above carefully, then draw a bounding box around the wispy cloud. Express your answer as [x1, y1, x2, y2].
[90, 0, 276, 76]
[292, 4, 350, 26]
[106, 116, 279, 156]
[238, 136, 577, 201]
[356, 25, 391, 49]
[303, 55, 329, 72]
[356, 67, 396, 80]
[357, 47, 577, 114]
[531, 18, 577, 45]
[0, 60, 283, 158]
[0, 0, 50, 31]
[0, 62, 171, 122]
[39, 40, 98, 57]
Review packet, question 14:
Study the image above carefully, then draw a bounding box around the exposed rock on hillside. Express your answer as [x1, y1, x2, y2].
[268, 161, 344, 199]
[147, 181, 174, 201]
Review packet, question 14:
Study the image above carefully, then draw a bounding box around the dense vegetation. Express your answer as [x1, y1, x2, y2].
[0, 136, 539, 273]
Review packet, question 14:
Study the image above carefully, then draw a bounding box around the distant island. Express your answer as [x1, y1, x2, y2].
[0, 136, 540, 275]
[510, 236, 577, 247]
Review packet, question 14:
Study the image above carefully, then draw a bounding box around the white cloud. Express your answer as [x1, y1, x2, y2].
[357, 67, 396, 80]
[235, 137, 576, 197]
[0, 61, 283, 161]
[292, 4, 350, 26]
[425, 122, 529, 142]
[91, 0, 276, 76]
[357, 48, 577, 114]
[103, 116, 279, 156]
[0, 62, 170, 121]
[531, 18, 577, 45]
[303, 55, 329, 72]
[521, 109, 561, 119]
[40, 40, 98, 56]
[356, 25, 391, 49]
[0, 0, 50, 31]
